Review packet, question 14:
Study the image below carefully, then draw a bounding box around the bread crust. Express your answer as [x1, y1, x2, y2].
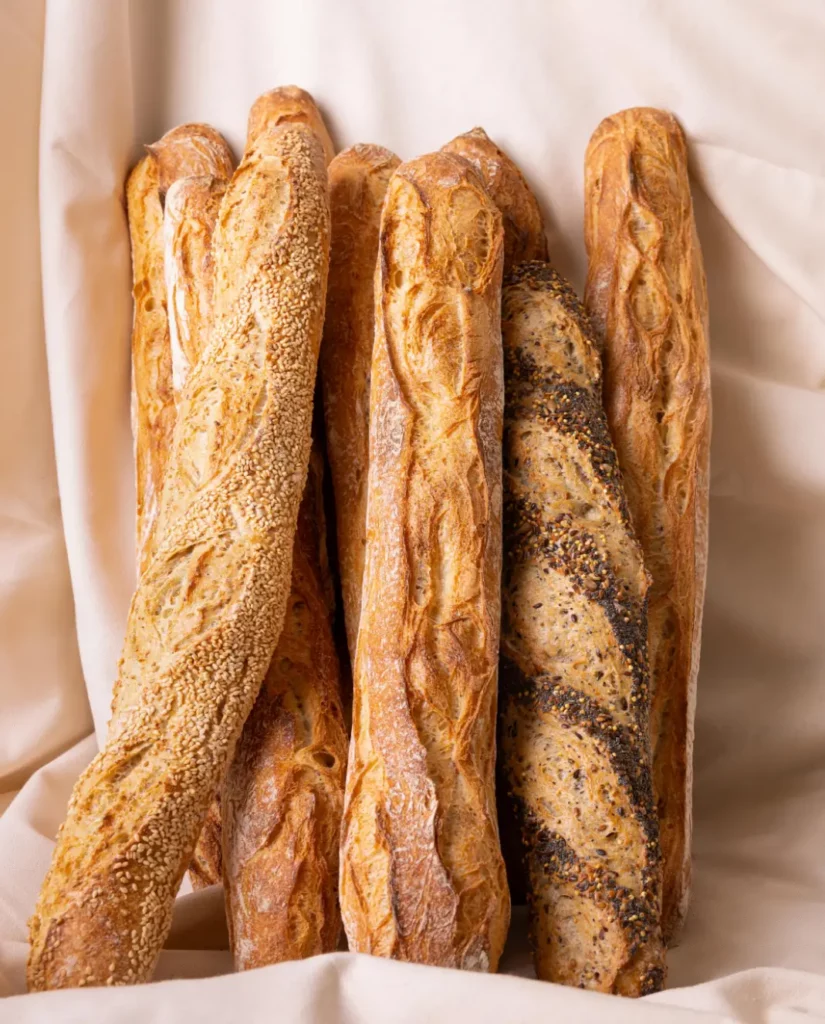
[584, 108, 710, 943]
[127, 125, 233, 573]
[247, 86, 335, 166]
[320, 144, 400, 657]
[339, 152, 510, 972]
[499, 262, 665, 994]
[164, 176, 227, 397]
[27, 122, 330, 990]
[223, 446, 347, 968]
[442, 127, 547, 273]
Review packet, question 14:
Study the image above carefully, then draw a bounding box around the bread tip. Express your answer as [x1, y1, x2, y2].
[246, 85, 335, 164]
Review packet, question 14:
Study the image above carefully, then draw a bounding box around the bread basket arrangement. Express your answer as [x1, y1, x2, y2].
[27, 86, 709, 998]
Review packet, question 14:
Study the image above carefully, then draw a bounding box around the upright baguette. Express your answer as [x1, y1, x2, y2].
[27, 122, 330, 990]
[340, 152, 510, 971]
[584, 108, 710, 943]
[223, 445, 347, 968]
[499, 262, 664, 994]
[442, 127, 547, 272]
[219, 89, 347, 969]
[320, 144, 401, 657]
[126, 124, 233, 572]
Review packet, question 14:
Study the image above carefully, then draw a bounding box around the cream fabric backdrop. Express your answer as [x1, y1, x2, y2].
[1, 0, 824, 1018]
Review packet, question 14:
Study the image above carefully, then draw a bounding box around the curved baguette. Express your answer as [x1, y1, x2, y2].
[164, 176, 228, 397]
[223, 446, 347, 968]
[499, 262, 664, 994]
[127, 124, 233, 573]
[320, 144, 401, 658]
[247, 86, 335, 166]
[340, 152, 510, 971]
[442, 127, 547, 273]
[27, 123, 330, 990]
[584, 108, 710, 943]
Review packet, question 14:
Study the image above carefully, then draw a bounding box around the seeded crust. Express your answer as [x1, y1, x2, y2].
[499, 262, 665, 994]
[339, 152, 510, 972]
[223, 446, 348, 969]
[27, 123, 330, 990]
[127, 124, 234, 574]
[319, 144, 401, 659]
[247, 86, 335, 167]
[584, 109, 711, 943]
[442, 127, 548, 273]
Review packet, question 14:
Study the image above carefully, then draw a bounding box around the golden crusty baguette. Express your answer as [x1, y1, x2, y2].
[163, 176, 228, 398]
[247, 85, 335, 167]
[584, 108, 710, 943]
[127, 124, 233, 573]
[27, 122, 330, 990]
[499, 262, 664, 994]
[319, 144, 401, 658]
[223, 446, 347, 969]
[442, 127, 547, 273]
[339, 152, 510, 971]
[217, 89, 347, 969]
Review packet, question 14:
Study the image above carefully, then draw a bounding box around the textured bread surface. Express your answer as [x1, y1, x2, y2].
[27, 122, 330, 990]
[223, 447, 347, 969]
[442, 127, 547, 273]
[584, 108, 710, 943]
[164, 175, 228, 397]
[499, 262, 665, 995]
[247, 86, 335, 166]
[320, 144, 401, 657]
[339, 152, 510, 972]
[127, 124, 233, 572]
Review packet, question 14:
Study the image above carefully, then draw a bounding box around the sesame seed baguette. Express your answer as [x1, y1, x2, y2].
[319, 143, 401, 659]
[127, 124, 234, 574]
[499, 262, 664, 995]
[223, 444, 348, 969]
[219, 89, 347, 969]
[584, 108, 711, 944]
[27, 121, 330, 990]
[441, 127, 547, 273]
[340, 152, 510, 971]
[163, 175, 228, 400]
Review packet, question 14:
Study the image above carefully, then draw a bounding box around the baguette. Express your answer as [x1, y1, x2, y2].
[127, 124, 233, 572]
[218, 91, 347, 968]
[442, 127, 547, 272]
[223, 445, 347, 968]
[340, 152, 510, 971]
[319, 144, 401, 657]
[27, 122, 330, 989]
[499, 262, 664, 994]
[584, 108, 710, 943]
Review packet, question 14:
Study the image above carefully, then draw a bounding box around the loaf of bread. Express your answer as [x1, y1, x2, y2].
[584, 108, 710, 943]
[164, 176, 228, 397]
[216, 89, 346, 969]
[339, 152, 510, 971]
[222, 445, 347, 968]
[499, 262, 664, 994]
[127, 124, 233, 572]
[27, 121, 330, 990]
[442, 127, 547, 272]
[319, 144, 400, 657]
